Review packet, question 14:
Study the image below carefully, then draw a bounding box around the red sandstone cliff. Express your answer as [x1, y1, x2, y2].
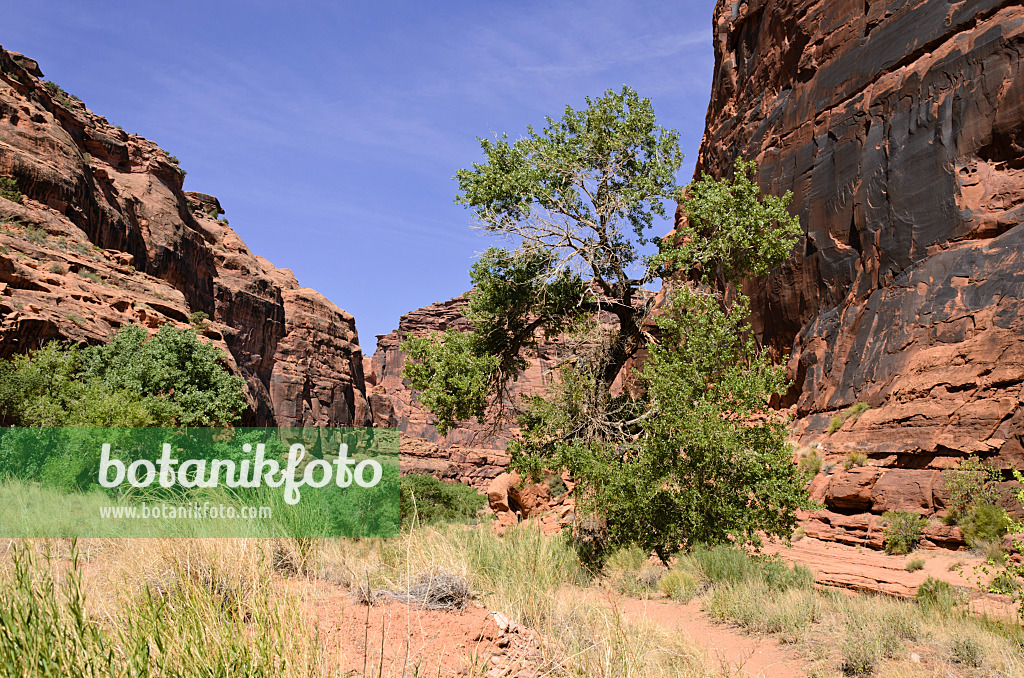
[694, 0, 1024, 534]
[0, 47, 370, 427]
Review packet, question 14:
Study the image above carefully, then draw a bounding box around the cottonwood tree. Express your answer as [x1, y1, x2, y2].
[404, 87, 811, 561]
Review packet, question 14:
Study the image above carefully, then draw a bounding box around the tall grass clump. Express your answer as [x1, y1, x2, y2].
[0, 540, 327, 677]
[374, 521, 586, 627]
[601, 545, 667, 597]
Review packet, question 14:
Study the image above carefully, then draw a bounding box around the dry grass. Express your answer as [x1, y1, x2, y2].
[0, 524, 728, 677]
[4, 524, 1022, 677]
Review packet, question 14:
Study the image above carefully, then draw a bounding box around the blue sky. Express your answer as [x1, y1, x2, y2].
[4, 1, 717, 352]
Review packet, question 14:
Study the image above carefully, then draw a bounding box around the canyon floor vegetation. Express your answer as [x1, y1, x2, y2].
[2, 519, 1023, 677]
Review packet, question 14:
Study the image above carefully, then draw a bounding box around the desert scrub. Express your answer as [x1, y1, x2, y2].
[48, 262, 66, 274]
[906, 556, 925, 572]
[78, 270, 104, 284]
[915, 576, 965, 616]
[827, 402, 870, 436]
[708, 580, 821, 642]
[843, 451, 868, 470]
[20, 225, 47, 245]
[827, 415, 844, 435]
[799, 447, 823, 475]
[847, 401, 870, 420]
[882, 510, 927, 554]
[371, 521, 586, 628]
[603, 546, 666, 597]
[960, 502, 1011, 548]
[658, 568, 703, 602]
[942, 456, 1002, 522]
[0, 176, 23, 203]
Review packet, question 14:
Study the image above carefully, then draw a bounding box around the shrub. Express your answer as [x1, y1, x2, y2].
[708, 581, 820, 642]
[827, 416, 843, 434]
[828, 403, 870, 437]
[840, 630, 881, 675]
[844, 451, 868, 470]
[961, 503, 1010, 548]
[799, 448, 823, 475]
[906, 557, 925, 572]
[545, 473, 569, 498]
[988, 570, 1021, 596]
[882, 511, 927, 555]
[0, 323, 246, 432]
[847, 401, 870, 419]
[916, 576, 964, 615]
[658, 569, 702, 602]
[79, 270, 103, 284]
[48, 262, 66, 274]
[942, 456, 1002, 522]
[950, 635, 982, 667]
[21, 226, 47, 245]
[398, 473, 487, 526]
[188, 310, 210, 326]
[0, 177, 23, 204]
[604, 545, 647, 573]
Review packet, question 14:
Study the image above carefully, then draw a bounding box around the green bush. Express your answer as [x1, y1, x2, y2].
[658, 569, 702, 602]
[906, 557, 925, 572]
[0, 323, 245, 431]
[961, 503, 1010, 548]
[942, 456, 1002, 522]
[827, 416, 843, 435]
[682, 545, 812, 592]
[189, 310, 210, 327]
[0, 177, 22, 204]
[399, 473, 487, 526]
[916, 576, 964, 615]
[882, 511, 927, 555]
[988, 570, 1021, 596]
[847, 401, 870, 419]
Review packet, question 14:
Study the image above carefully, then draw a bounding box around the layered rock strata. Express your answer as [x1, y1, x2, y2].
[0, 47, 369, 426]
[694, 1, 1024, 524]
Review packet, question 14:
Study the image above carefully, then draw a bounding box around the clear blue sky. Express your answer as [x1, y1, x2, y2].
[4, 1, 717, 353]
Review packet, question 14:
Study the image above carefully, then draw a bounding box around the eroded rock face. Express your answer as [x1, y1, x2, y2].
[0, 47, 369, 426]
[696, 1, 1024, 466]
[368, 294, 602, 487]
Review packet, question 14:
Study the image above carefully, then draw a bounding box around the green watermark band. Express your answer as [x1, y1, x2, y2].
[0, 427, 399, 538]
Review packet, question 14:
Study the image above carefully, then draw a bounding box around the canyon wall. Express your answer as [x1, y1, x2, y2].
[697, 0, 1024, 460]
[0, 47, 370, 427]
[694, 0, 1024, 534]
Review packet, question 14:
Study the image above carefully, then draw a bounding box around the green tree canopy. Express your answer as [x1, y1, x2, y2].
[406, 87, 809, 561]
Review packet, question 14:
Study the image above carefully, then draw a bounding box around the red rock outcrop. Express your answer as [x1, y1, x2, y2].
[695, 0, 1024, 545]
[696, 1, 1024, 458]
[0, 47, 370, 426]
